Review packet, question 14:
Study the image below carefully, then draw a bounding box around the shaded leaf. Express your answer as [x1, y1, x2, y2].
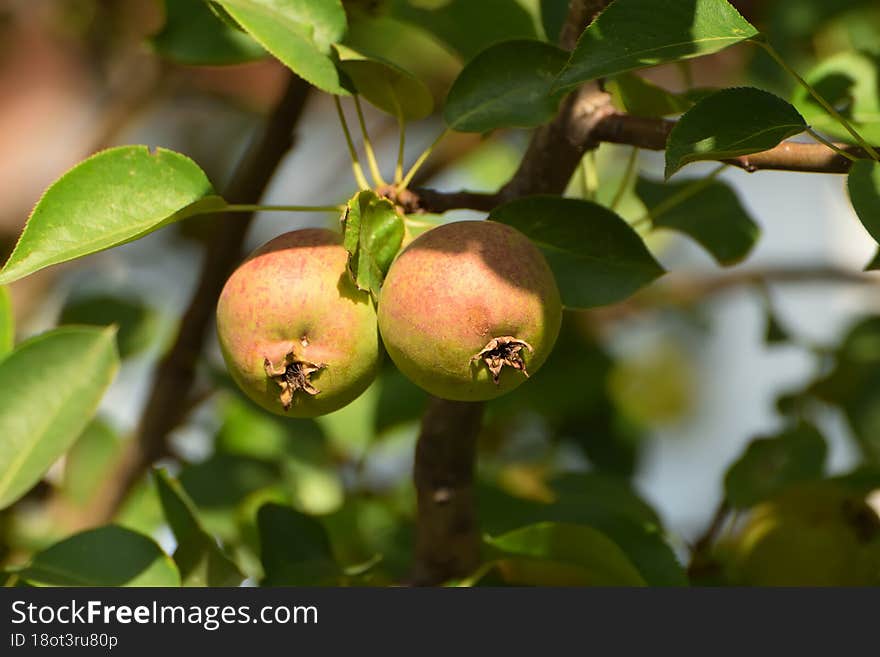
[636, 176, 759, 265]
[214, 0, 349, 94]
[479, 475, 687, 586]
[59, 293, 159, 359]
[155, 470, 244, 587]
[444, 40, 567, 132]
[0, 327, 118, 509]
[540, 0, 568, 44]
[665, 87, 807, 178]
[725, 423, 828, 509]
[0, 286, 12, 359]
[151, 0, 266, 65]
[848, 160, 880, 244]
[17, 525, 179, 586]
[792, 51, 880, 144]
[342, 190, 404, 300]
[608, 73, 693, 118]
[764, 310, 790, 344]
[335, 45, 433, 120]
[490, 197, 664, 308]
[0, 146, 222, 285]
[485, 522, 646, 586]
[555, 0, 758, 90]
[389, 0, 538, 60]
[258, 503, 339, 585]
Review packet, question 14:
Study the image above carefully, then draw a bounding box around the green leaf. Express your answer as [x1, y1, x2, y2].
[848, 160, 880, 245]
[0, 327, 119, 510]
[214, 0, 349, 94]
[479, 475, 687, 586]
[62, 418, 121, 507]
[0, 146, 222, 285]
[865, 247, 880, 272]
[792, 51, 880, 144]
[257, 503, 339, 585]
[0, 286, 12, 359]
[555, 0, 758, 90]
[665, 87, 807, 178]
[335, 45, 434, 120]
[444, 40, 568, 132]
[635, 176, 759, 265]
[342, 190, 404, 300]
[489, 197, 665, 308]
[59, 293, 159, 359]
[154, 470, 244, 587]
[389, 0, 538, 60]
[608, 73, 694, 118]
[724, 423, 828, 509]
[540, 0, 568, 43]
[17, 525, 180, 586]
[151, 0, 266, 65]
[485, 522, 646, 586]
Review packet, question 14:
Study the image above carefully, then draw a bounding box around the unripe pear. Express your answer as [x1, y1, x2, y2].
[722, 482, 880, 586]
[377, 220, 562, 401]
[216, 228, 380, 417]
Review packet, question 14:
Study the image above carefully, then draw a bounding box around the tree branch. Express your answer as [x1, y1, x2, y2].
[410, 0, 615, 586]
[84, 74, 311, 524]
[410, 115, 868, 214]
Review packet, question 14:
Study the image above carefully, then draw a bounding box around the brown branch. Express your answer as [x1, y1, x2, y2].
[82, 74, 311, 525]
[409, 115, 869, 214]
[410, 0, 615, 586]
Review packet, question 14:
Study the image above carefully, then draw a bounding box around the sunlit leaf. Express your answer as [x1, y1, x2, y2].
[0, 327, 118, 509]
[0, 146, 222, 285]
[665, 87, 806, 178]
[214, 0, 349, 94]
[555, 0, 758, 90]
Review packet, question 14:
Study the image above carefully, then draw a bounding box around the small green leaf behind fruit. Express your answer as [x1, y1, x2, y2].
[0, 326, 119, 510]
[490, 196, 665, 308]
[154, 469, 244, 587]
[342, 190, 405, 301]
[15, 525, 180, 587]
[335, 45, 434, 120]
[665, 87, 807, 178]
[847, 160, 880, 245]
[151, 0, 266, 65]
[554, 0, 758, 91]
[635, 176, 759, 265]
[724, 423, 828, 509]
[0, 146, 223, 285]
[608, 73, 694, 118]
[213, 0, 349, 95]
[444, 40, 568, 132]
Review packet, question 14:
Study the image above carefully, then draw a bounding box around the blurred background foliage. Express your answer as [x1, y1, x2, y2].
[0, 0, 879, 586]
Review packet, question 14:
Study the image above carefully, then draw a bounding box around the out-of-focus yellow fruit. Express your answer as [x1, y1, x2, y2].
[607, 341, 695, 427]
[723, 482, 880, 586]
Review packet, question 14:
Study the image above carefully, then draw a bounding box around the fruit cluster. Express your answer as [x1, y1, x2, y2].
[216, 220, 562, 417]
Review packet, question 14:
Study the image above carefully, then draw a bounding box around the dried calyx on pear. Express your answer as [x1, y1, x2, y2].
[263, 351, 326, 411]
